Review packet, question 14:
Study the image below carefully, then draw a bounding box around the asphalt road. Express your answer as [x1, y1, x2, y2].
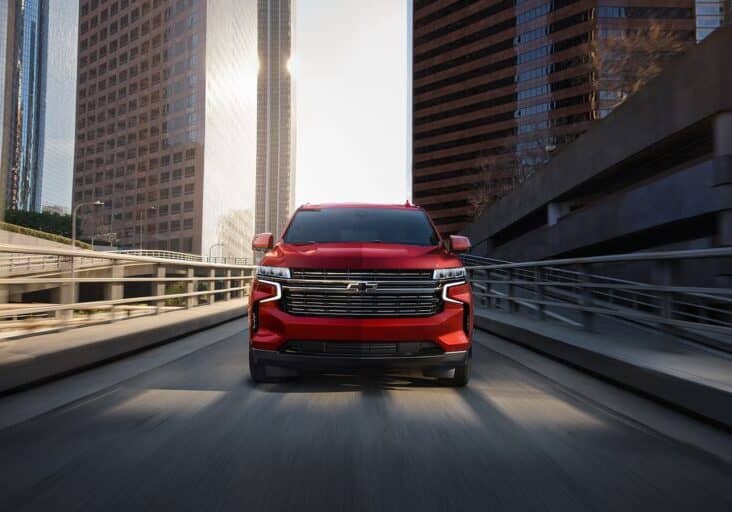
[0, 324, 730, 511]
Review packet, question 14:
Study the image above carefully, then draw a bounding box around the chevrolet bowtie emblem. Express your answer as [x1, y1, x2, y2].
[345, 281, 378, 293]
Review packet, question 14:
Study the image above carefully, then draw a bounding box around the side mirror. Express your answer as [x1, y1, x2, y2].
[449, 235, 471, 253]
[252, 232, 274, 251]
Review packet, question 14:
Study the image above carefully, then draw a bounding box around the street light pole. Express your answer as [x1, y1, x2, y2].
[69, 200, 104, 309]
[72, 200, 104, 249]
[208, 242, 224, 262]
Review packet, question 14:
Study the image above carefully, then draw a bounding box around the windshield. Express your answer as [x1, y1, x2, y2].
[283, 208, 440, 246]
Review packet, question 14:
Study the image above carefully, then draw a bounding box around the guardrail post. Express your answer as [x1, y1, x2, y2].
[507, 268, 517, 312]
[656, 259, 679, 335]
[478, 269, 488, 308]
[579, 264, 594, 331]
[536, 267, 546, 320]
[208, 268, 216, 303]
[242, 269, 249, 297]
[55, 256, 74, 322]
[105, 260, 125, 320]
[155, 265, 166, 314]
[485, 269, 494, 308]
[225, 269, 232, 301]
[186, 267, 197, 309]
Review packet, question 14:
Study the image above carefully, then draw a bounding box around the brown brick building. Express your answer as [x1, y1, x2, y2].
[412, 0, 696, 236]
[73, 0, 258, 257]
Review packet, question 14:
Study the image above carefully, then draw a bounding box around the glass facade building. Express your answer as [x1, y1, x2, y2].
[412, 0, 695, 236]
[255, 0, 295, 241]
[695, 0, 728, 41]
[0, 0, 76, 214]
[39, 0, 79, 214]
[0, 2, 10, 210]
[203, 0, 258, 260]
[4, 0, 48, 212]
[74, 0, 257, 259]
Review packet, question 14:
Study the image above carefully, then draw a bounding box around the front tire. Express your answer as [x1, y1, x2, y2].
[441, 348, 471, 387]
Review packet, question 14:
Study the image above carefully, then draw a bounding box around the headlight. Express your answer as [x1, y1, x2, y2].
[257, 266, 291, 279]
[433, 267, 466, 280]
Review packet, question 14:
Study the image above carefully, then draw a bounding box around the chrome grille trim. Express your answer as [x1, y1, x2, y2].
[283, 286, 439, 294]
[282, 269, 442, 317]
[291, 270, 434, 281]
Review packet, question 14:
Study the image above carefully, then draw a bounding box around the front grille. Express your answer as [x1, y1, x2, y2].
[291, 270, 434, 281]
[282, 341, 443, 357]
[282, 269, 442, 317]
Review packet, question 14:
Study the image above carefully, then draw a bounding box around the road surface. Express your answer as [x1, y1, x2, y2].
[0, 321, 730, 511]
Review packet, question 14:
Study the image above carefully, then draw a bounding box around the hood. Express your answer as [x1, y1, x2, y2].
[260, 242, 462, 270]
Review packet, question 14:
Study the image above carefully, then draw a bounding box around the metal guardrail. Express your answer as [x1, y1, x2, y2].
[0, 244, 255, 338]
[462, 249, 732, 346]
[0, 252, 111, 276]
[112, 249, 251, 265]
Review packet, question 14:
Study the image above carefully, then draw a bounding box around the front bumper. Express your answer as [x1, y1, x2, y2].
[251, 347, 469, 371]
[250, 301, 471, 352]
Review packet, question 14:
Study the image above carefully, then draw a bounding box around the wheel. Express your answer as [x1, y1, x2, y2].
[441, 348, 471, 387]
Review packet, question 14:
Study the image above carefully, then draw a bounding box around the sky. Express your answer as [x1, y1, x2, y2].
[294, 0, 410, 206]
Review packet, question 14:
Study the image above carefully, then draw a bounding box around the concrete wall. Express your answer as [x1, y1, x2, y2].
[0, 228, 73, 249]
[489, 159, 723, 260]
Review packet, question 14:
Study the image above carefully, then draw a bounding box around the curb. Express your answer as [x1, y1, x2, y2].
[0, 306, 246, 394]
[475, 313, 732, 429]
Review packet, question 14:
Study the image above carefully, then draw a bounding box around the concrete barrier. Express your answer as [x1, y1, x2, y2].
[0, 300, 247, 394]
[475, 310, 732, 429]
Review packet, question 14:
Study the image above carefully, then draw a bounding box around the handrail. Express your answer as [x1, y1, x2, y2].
[463, 246, 732, 269]
[462, 249, 732, 350]
[0, 244, 255, 339]
[112, 249, 252, 265]
[0, 243, 256, 270]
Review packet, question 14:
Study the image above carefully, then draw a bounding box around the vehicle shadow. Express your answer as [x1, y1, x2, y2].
[245, 370, 450, 394]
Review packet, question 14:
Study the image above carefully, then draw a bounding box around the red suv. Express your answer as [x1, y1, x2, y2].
[248, 203, 473, 386]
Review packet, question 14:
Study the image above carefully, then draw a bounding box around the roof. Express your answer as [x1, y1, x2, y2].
[298, 202, 419, 210]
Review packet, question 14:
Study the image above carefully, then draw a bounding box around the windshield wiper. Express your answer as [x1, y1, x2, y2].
[290, 241, 318, 245]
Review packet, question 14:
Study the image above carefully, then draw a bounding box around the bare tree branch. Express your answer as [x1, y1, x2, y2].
[469, 130, 554, 219]
[591, 22, 691, 111]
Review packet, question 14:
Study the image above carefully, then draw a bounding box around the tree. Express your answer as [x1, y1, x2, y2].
[3, 209, 75, 238]
[468, 131, 555, 220]
[470, 22, 691, 220]
[591, 22, 691, 112]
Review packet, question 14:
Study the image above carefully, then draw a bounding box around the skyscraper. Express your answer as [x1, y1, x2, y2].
[0, 0, 77, 214]
[0, 2, 11, 212]
[256, 0, 295, 241]
[74, 0, 258, 258]
[40, 0, 79, 214]
[412, 0, 695, 236]
[3, 0, 48, 212]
